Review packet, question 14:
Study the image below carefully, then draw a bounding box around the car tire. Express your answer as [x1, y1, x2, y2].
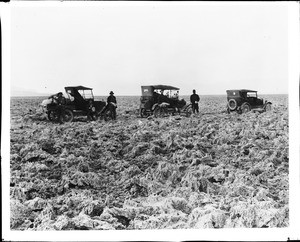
[154, 106, 165, 118]
[241, 103, 251, 113]
[140, 108, 148, 118]
[228, 99, 237, 111]
[47, 110, 59, 122]
[63, 109, 74, 122]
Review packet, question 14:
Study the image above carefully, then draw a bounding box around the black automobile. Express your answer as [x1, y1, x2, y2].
[46, 86, 106, 122]
[139, 85, 192, 118]
[226, 89, 272, 114]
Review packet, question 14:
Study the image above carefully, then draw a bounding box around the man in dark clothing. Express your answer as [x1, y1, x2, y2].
[86, 99, 95, 121]
[55, 92, 66, 104]
[190, 89, 200, 114]
[107, 91, 117, 120]
[55, 92, 66, 123]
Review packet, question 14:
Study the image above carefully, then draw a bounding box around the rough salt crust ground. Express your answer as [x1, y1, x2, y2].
[10, 95, 288, 230]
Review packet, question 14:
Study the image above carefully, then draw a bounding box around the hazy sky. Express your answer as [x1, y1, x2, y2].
[11, 2, 289, 96]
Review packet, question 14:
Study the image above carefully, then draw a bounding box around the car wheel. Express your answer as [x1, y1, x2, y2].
[265, 103, 272, 112]
[140, 108, 148, 118]
[47, 110, 59, 122]
[228, 99, 237, 111]
[63, 109, 74, 122]
[241, 103, 251, 113]
[154, 106, 165, 118]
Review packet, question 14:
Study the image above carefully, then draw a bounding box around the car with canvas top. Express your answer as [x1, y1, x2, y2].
[226, 89, 272, 114]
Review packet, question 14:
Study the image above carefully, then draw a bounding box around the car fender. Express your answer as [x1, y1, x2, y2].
[159, 102, 170, 108]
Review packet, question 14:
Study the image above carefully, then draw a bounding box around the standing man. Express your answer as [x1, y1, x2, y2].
[190, 89, 200, 114]
[107, 91, 117, 120]
[54, 92, 66, 123]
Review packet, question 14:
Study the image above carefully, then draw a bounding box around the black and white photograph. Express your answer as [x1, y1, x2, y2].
[1, 1, 300, 241]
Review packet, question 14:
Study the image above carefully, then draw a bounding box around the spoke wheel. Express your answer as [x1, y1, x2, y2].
[140, 108, 149, 118]
[241, 103, 251, 114]
[154, 106, 166, 118]
[47, 110, 59, 122]
[63, 109, 74, 122]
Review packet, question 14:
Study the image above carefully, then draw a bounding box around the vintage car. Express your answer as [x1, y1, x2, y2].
[226, 89, 272, 114]
[139, 85, 192, 118]
[45, 86, 106, 122]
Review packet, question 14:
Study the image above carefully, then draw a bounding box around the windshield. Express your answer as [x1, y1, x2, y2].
[79, 90, 93, 99]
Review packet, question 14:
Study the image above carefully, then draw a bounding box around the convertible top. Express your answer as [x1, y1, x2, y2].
[142, 85, 180, 91]
[65, 86, 93, 91]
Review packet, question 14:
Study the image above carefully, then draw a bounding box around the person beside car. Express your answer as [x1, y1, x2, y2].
[55, 92, 66, 104]
[54, 92, 66, 123]
[107, 91, 117, 120]
[190, 89, 200, 114]
[86, 99, 96, 121]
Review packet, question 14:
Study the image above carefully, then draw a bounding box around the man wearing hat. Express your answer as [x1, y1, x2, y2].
[107, 91, 117, 120]
[56, 92, 66, 104]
